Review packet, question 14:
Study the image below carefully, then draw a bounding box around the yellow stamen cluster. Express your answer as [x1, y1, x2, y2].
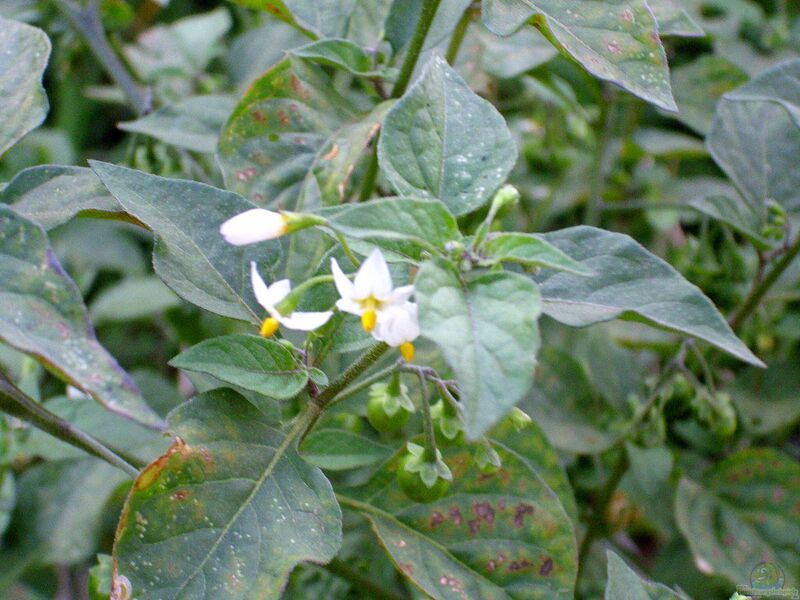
[359, 297, 381, 332]
[260, 317, 280, 337]
[400, 342, 415, 362]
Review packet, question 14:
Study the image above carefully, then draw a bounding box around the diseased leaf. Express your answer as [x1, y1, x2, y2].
[536, 226, 763, 366]
[378, 56, 517, 216]
[170, 335, 309, 400]
[482, 0, 676, 110]
[0, 18, 50, 156]
[113, 389, 342, 599]
[482, 232, 591, 275]
[1, 165, 123, 230]
[338, 444, 577, 599]
[90, 161, 281, 323]
[291, 39, 388, 77]
[300, 429, 393, 470]
[118, 95, 236, 154]
[0, 205, 161, 427]
[675, 449, 800, 587]
[605, 550, 689, 599]
[415, 258, 541, 439]
[321, 196, 460, 262]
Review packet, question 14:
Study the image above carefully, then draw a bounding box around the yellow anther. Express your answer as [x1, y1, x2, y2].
[400, 342, 415, 362]
[259, 317, 280, 337]
[361, 309, 377, 332]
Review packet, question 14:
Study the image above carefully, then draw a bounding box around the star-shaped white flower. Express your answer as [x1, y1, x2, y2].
[251, 262, 332, 336]
[373, 302, 420, 361]
[221, 209, 288, 245]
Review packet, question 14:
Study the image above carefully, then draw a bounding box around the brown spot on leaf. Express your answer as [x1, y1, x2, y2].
[323, 144, 339, 160]
[508, 559, 532, 573]
[135, 437, 189, 491]
[236, 167, 257, 182]
[171, 490, 190, 501]
[473, 502, 495, 525]
[773, 486, 785, 504]
[468, 518, 480, 535]
[449, 506, 463, 526]
[430, 511, 445, 528]
[251, 110, 267, 124]
[486, 560, 497, 572]
[399, 563, 413, 575]
[513, 503, 534, 528]
[539, 557, 553, 576]
[277, 110, 289, 126]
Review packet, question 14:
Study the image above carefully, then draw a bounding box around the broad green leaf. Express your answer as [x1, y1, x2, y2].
[16, 459, 128, 565]
[536, 226, 763, 367]
[378, 56, 517, 216]
[1, 165, 123, 230]
[605, 550, 689, 599]
[415, 258, 541, 439]
[675, 449, 800, 587]
[300, 429, 393, 470]
[708, 60, 800, 215]
[291, 39, 388, 77]
[477, 26, 558, 79]
[670, 55, 748, 135]
[218, 55, 359, 207]
[170, 334, 309, 400]
[482, 0, 676, 111]
[113, 389, 342, 599]
[338, 444, 577, 599]
[731, 362, 800, 436]
[90, 161, 281, 323]
[321, 196, 460, 262]
[686, 195, 772, 250]
[118, 95, 236, 154]
[90, 276, 181, 324]
[647, 0, 703, 37]
[0, 205, 161, 427]
[482, 232, 591, 275]
[0, 18, 50, 156]
[232, 0, 354, 38]
[633, 128, 706, 158]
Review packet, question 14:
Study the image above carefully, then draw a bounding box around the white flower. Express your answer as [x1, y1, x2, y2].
[251, 262, 332, 336]
[331, 248, 419, 360]
[221, 209, 287, 245]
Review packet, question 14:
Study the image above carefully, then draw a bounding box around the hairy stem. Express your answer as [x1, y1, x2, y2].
[0, 373, 140, 478]
[392, 0, 444, 98]
[730, 234, 800, 331]
[416, 372, 438, 462]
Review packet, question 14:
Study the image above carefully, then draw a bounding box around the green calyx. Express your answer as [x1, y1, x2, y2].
[431, 399, 463, 443]
[402, 442, 452, 488]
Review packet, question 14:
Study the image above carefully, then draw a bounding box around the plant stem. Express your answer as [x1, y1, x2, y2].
[416, 373, 438, 461]
[326, 361, 403, 409]
[445, 4, 472, 65]
[325, 558, 406, 600]
[53, 0, 151, 115]
[730, 234, 800, 331]
[392, 0, 443, 98]
[330, 229, 361, 268]
[0, 373, 139, 478]
[357, 149, 380, 202]
[584, 88, 616, 226]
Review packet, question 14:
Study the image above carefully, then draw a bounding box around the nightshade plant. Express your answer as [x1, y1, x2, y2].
[0, 1, 799, 599]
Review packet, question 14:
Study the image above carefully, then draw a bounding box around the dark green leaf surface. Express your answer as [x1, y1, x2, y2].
[118, 95, 236, 154]
[113, 389, 342, 599]
[605, 550, 689, 599]
[339, 444, 577, 599]
[1, 165, 123, 230]
[300, 429, 393, 470]
[483, 232, 591, 275]
[0, 205, 161, 426]
[415, 258, 541, 439]
[0, 18, 50, 156]
[482, 0, 676, 110]
[378, 57, 517, 216]
[170, 335, 308, 400]
[675, 448, 800, 587]
[536, 226, 763, 366]
[90, 161, 281, 323]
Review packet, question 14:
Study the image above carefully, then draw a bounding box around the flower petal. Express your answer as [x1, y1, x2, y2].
[279, 311, 333, 331]
[373, 302, 420, 346]
[250, 261, 272, 310]
[330, 258, 354, 300]
[263, 279, 291, 308]
[335, 297, 362, 315]
[354, 248, 392, 300]
[388, 284, 415, 305]
[221, 209, 286, 245]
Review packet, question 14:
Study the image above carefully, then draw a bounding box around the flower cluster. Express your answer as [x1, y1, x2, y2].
[220, 210, 420, 360]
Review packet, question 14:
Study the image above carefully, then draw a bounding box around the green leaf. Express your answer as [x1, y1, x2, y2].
[90, 161, 281, 323]
[385, 0, 472, 51]
[321, 196, 460, 261]
[1, 165, 124, 230]
[235, 0, 354, 38]
[605, 550, 689, 599]
[536, 226, 763, 367]
[90, 276, 181, 324]
[477, 26, 558, 79]
[686, 195, 772, 250]
[670, 55, 748, 135]
[482, 232, 592, 275]
[291, 39, 388, 77]
[415, 258, 541, 439]
[170, 334, 309, 400]
[217, 55, 359, 208]
[118, 95, 236, 154]
[338, 444, 577, 599]
[647, 0, 703, 37]
[708, 59, 800, 215]
[675, 448, 800, 587]
[482, 0, 676, 111]
[300, 429, 393, 470]
[731, 361, 800, 436]
[378, 56, 517, 216]
[0, 18, 50, 156]
[113, 389, 342, 599]
[89, 554, 113, 600]
[0, 205, 161, 427]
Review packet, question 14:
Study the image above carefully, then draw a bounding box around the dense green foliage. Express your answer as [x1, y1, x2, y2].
[0, 0, 798, 599]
